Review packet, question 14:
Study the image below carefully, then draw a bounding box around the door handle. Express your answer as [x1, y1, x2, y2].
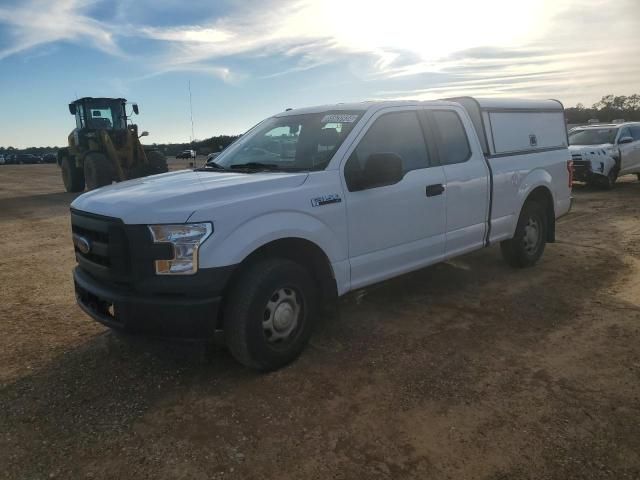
[425, 184, 445, 197]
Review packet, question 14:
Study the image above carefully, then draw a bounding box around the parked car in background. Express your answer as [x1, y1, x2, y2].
[70, 97, 572, 370]
[569, 122, 640, 188]
[0, 155, 5, 165]
[4, 154, 15, 164]
[176, 149, 196, 159]
[42, 153, 57, 163]
[15, 153, 41, 164]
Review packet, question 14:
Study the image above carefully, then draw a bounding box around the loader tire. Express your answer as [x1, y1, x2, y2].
[146, 150, 168, 175]
[84, 152, 114, 191]
[61, 155, 85, 192]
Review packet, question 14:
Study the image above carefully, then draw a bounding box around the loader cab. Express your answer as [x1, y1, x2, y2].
[68, 97, 135, 131]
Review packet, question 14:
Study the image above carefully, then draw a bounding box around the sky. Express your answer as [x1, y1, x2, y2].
[0, 0, 638, 148]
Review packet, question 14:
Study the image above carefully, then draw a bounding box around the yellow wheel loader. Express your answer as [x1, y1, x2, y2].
[58, 97, 168, 192]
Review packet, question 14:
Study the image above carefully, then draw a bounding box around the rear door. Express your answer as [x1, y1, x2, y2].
[425, 108, 490, 257]
[342, 108, 447, 290]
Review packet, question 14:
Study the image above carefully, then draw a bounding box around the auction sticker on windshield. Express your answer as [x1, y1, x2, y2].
[321, 114, 359, 123]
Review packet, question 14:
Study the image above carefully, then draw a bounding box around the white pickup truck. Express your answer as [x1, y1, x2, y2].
[70, 97, 572, 370]
[569, 122, 640, 189]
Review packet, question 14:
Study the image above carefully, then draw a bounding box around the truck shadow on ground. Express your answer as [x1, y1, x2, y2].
[0, 191, 81, 221]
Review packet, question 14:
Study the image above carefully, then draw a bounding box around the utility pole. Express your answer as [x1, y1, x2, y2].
[188, 80, 195, 143]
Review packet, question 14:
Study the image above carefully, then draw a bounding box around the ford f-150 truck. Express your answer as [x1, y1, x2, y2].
[70, 97, 572, 370]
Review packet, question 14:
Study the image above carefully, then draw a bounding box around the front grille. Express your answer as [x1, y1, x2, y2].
[71, 209, 130, 280]
[75, 279, 122, 326]
[571, 153, 583, 161]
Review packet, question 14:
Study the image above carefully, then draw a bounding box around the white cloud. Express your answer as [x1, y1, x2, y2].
[0, 0, 638, 104]
[0, 0, 122, 60]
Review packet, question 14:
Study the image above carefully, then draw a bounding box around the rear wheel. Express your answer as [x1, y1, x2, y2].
[224, 258, 318, 371]
[84, 152, 114, 190]
[636, 173, 640, 182]
[145, 150, 168, 175]
[61, 155, 85, 192]
[501, 201, 547, 268]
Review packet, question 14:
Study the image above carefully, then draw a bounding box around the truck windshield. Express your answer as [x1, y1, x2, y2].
[569, 128, 618, 145]
[214, 111, 364, 171]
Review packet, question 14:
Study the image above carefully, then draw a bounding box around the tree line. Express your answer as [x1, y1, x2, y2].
[565, 94, 640, 124]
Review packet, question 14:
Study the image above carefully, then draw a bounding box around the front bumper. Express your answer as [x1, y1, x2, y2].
[74, 267, 222, 339]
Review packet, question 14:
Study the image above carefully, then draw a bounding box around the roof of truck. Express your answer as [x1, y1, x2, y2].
[275, 97, 564, 117]
[468, 97, 564, 110]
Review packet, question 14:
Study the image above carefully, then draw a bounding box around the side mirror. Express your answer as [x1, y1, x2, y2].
[139, 131, 149, 138]
[132, 103, 139, 115]
[68, 103, 76, 115]
[618, 136, 633, 145]
[352, 152, 403, 191]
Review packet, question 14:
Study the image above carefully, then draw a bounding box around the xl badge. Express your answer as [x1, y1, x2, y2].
[311, 194, 342, 207]
[73, 233, 91, 254]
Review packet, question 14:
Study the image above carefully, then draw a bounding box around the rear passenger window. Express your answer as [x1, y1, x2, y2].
[344, 111, 429, 191]
[630, 126, 640, 141]
[432, 110, 471, 165]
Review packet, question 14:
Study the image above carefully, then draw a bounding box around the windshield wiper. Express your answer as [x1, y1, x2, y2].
[195, 162, 227, 171]
[230, 162, 281, 171]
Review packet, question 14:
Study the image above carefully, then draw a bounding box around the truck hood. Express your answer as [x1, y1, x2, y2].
[71, 169, 309, 224]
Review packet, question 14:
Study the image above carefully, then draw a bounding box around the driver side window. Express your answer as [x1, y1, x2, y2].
[344, 111, 429, 191]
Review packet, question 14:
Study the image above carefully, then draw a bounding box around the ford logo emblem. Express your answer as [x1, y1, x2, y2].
[73, 234, 91, 254]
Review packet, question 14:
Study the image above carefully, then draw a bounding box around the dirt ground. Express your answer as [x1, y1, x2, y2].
[1, 164, 639, 480]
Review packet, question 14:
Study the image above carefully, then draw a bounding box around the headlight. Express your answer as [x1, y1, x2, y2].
[148, 223, 212, 275]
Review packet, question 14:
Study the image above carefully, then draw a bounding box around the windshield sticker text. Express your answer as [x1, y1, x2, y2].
[321, 114, 359, 124]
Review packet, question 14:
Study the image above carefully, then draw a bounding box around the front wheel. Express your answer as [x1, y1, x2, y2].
[501, 201, 547, 268]
[84, 152, 114, 190]
[61, 155, 85, 192]
[601, 169, 617, 190]
[223, 258, 318, 371]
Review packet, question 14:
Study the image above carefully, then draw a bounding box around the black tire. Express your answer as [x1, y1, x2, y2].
[601, 169, 617, 190]
[500, 201, 547, 268]
[636, 173, 640, 182]
[128, 151, 169, 179]
[145, 150, 168, 175]
[84, 152, 114, 190]
[224, 258, 318, 371]
[61, 155, 85, 192]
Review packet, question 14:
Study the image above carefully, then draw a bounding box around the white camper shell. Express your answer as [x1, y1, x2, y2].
[449, 97, 567, 157]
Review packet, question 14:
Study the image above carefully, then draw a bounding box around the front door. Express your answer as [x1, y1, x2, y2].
[341, 108, 447, 290]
